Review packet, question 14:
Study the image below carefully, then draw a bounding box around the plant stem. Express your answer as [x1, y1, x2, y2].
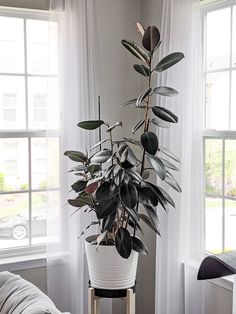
[140, 60, 152, 176]
[134, 60, 153, 238]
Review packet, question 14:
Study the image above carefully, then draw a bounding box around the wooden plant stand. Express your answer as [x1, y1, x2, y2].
[88, 283, 136, 314]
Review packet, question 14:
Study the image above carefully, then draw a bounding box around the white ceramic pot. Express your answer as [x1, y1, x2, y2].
[85, 235, 139, 290]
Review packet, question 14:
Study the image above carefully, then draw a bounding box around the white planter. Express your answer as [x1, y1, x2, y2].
[85, 235, 139, 290]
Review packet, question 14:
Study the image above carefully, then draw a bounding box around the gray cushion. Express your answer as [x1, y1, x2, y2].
[0, 271, 69, 314]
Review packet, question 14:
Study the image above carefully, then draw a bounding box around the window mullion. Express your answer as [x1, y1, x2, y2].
[222, 138, 226, 251]
[23, 17, 29, 130]
[28, 137, 32, 247]
[229, 5, 233, 129]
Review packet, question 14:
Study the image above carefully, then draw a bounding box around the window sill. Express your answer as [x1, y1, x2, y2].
[208, 274, 234, 291]
[0, 253, 46, 272]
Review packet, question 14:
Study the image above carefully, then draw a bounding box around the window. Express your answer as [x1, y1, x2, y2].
[203, 1, 236, 253]
[0, 10, 60, 254]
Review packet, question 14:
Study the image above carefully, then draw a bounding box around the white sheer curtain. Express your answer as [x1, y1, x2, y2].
[46, 1, 110, 313]
[155, 0, 206, 313]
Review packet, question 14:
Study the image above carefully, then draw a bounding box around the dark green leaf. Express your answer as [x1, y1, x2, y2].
[121, 98, 137, 107]
[143, 204, 159, 228]
[120, 146, 137, 167]
[132, 119, 145, 134]
[96, 181, 119, 201]
[78, 221, 99, 238]
[133, 64, 150, 77]
[64, 150, 87, 162]
[121, 39, 150, 63]
[96, 230, 108, 249]
[153, 86, 178, 97]
[155, 52, 184, 72]
[69, 165, 87, 172]
[151, 118, 171, 129]
[145, 182, 168, 211]
[139, 213, 160, 235]
[136, 87, 152, 107]
[123, 204, 140, 224]
[90, 139, 109, 150]
[120, 182, 138, 209]
[115, 227, 132, 258]
[102, 211, 116, 231]
[125, 168, 142, 183]
[160, 158, 179, 171]
[105, 164, 116, 179]
[123, 137, 141, 146]
[131, 236, 148, 255]
[165, 173, 182, 192]
[141, 132, 159, 155]
[159, 146, 180, 162]
[91, 149, 112, 163]
[113, 166, 125, 185]
[78, 120, 104, 130]
[68, 195, 93, 208]
[71, 180, 87, 192]
[87, 164, 101, 174]
[142, 26, 160, 51]
[158, 186, 175, 208]
[137, 186, 158, 207]
[106, 121, 122, 132]
[146, 154, 166, 180]
[96, 195, 120, 219]
[152, 106, 178, 123]
[142, 170, 150, 180]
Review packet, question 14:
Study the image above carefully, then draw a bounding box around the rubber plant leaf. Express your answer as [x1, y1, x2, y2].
[131, 236, 148, 255]
[133, 64, 150, 77]
[155, 52, 184, 72]
[141, 131, 159, 155]
[152, 106, 178, 123]
[153, 86, 178, 97]
[142, 26, 160, 52]
[77, 120, 104, 130]
[115, 227, 132, 258]
[121, 39, 150, 63]
[64, 150, 87, 162]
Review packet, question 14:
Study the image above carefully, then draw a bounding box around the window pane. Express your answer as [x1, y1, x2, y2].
[225, 200, 236, 251]
[28, 77, 59, 129]
[0, 138, 28, 192]
[225, 140, 236, 197]
[206, 72, 229, 130]
[205, 139, 222, 195]
[27, 19, 58, 75]
[0, 76, 26, 129]
[205, 197, 223, 253]
[206, 8, 231, 70]
[0, 193, 29, 249]
[31, 137, 60, 189]
[32, 190, 60, 245]
[230, 71, 236, 130]
[0, 17, 24, 73]
[232, 6, 236, 67]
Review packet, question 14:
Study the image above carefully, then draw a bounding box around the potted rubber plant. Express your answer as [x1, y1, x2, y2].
[65, 23, 184, 290]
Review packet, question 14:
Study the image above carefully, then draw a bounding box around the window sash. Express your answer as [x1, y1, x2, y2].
[0, 8, 61, 257]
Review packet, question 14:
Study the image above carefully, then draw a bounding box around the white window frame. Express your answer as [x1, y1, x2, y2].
[0, 7, 61, 259]
[201, 0, 236, 253]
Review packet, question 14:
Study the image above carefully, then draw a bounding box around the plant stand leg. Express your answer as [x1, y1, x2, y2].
[95, 298, 100, 314]
[88, 288, 96, 314]
[126, 288, 135, 314]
